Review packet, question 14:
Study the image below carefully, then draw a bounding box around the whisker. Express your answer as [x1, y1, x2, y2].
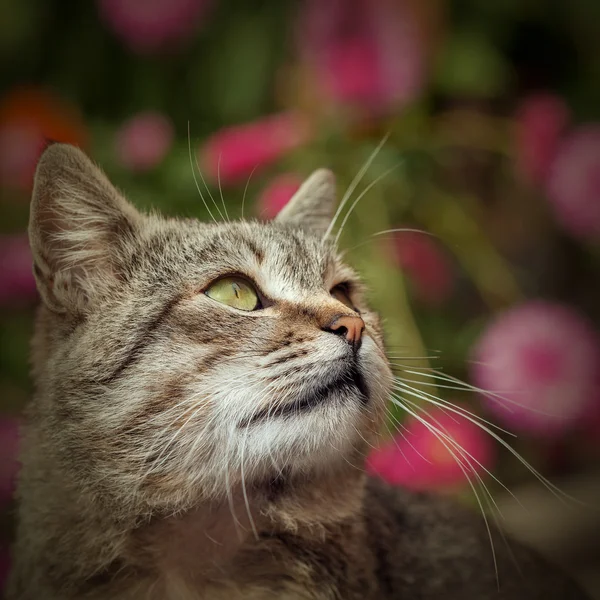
[387, 356, 443, 361]
[217, 153, 229, 221]
[391, 390, 522, 507]
[188, 122, 217, 224]
[371, 228, 442, 241]
[241, 165, 258, 221]
[224, 433, 245, 540]
[323, 130, 391, 241]
[390, 384, 586, 506]
[239, 401, 260, 540]
[381, 406, 432, 466]
[346, 228, 440, 254]
[192, 137, 225, 220]
[392, 378, 517, 436]
[334, 164, 400, 246]
[393, 371, 523, 399]
[390, 393, 500, 588]
[400, 368, 561, 417]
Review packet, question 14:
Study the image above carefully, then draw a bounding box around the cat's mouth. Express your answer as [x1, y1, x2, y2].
[239, 364, 368, 427]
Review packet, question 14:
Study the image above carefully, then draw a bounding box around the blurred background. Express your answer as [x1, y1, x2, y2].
[1, 0, 599, 596]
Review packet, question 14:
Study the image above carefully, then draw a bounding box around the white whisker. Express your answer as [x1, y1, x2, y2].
[390, 394, 500, 588]
[334, 164, 400, 246]
[241, 165, 258, 221]
[187, 122, 217, 224]
[392, 378, 516, 436]
[324, 131, 391, 240]
[217, 153, 229, 221]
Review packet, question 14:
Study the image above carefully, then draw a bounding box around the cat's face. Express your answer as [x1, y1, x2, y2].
[28, 145, 392, 509]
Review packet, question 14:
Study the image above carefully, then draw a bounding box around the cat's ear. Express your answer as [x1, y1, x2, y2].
[275, 169, 336, 235]
[29, 144, 142, 314]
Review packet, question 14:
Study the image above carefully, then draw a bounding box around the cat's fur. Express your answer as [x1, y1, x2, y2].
[8, 144, 588, 599]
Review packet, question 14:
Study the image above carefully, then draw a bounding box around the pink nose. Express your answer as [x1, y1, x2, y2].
[327, 315, 365, 347]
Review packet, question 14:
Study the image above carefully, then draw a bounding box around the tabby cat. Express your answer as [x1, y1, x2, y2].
[7, 144, 589, 599]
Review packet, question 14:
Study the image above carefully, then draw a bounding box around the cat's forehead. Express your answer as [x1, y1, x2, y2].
[144, 218, 351, 296]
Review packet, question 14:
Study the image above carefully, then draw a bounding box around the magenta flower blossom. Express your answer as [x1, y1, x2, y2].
[0, 418, 20, 505]
[256, 173, 302, 219]
[515, 93, 570, 186]
[367, 406, 495, 491]
[392, 232, 454, 307]
[472, 301, 600, 437]
[546, 125, 600, 239]
[299, 0, 425, 113]
[115, 112, 174, 173]
[0, 235, 37, 307]
[98, 0, 212, 53]
[199, 112, 312, 186]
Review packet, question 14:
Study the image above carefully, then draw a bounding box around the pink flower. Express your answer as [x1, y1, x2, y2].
[0, 235, 37, 307]
[115, 112, 174, 172]
[515, 93, 570, 185]
[471, 301, 600, 437]
[256, 173, 302, 219]
[298, 0, 425, 113]
[546, 125, 600, 239]
[367, 406, 495, 491]
[98, 0, 212, 53]
[392, 232, 454, 306]
[0, 418, 20, 505]
[199, 112, 312, 185]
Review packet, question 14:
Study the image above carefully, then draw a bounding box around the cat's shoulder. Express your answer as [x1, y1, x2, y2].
[362, 477, 590, 599]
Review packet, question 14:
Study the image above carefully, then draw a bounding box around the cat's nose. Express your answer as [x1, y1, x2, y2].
[325, 315, 365, 350]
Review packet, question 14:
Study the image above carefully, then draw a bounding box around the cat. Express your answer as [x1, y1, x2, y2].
[7, 143, 589, 599]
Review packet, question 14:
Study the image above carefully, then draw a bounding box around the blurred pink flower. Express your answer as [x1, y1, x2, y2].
[367, 406, 495, 491]
[0, 418, 20, 505]
[472, 301, 600, 437]
[199, 112, 312, 185]
[515, 93, 570, 185]
[392, 232, 454, 306]
[0, 235, 37, 307]
[115, 111, 174, 172]
[546, 125, 600, 239]
[98, 0, 212, 53]
[256, 173, 302, 219]
[299, 0, 425, 113]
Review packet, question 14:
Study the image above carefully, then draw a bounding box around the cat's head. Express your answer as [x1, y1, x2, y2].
[28, 144, 392, 510]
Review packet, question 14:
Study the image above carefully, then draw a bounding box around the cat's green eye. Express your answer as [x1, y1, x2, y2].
[330, 284, 355, 310]
[205, 276, 261, 311]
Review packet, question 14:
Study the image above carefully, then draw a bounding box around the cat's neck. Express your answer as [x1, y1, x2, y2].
[134, 465, 367, 593]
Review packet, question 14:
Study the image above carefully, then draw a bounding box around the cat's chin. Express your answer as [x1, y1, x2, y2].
[231, 387, 370, 478]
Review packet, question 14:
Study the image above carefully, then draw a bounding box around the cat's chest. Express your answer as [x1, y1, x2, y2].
[150, 540, 342, 600]
[129, 499, 375, 600]
[157, 578, 324, 600]
[151, 533, 374, 600]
